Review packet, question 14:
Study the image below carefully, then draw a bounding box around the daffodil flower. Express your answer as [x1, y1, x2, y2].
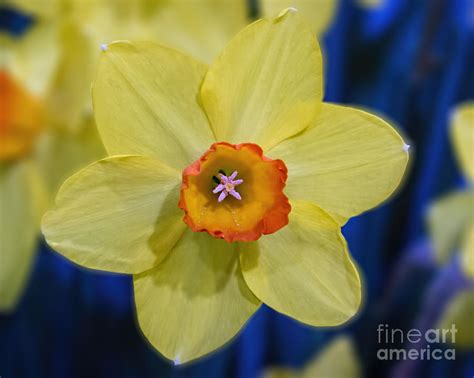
[430, 102, 474, 348]
[428, 102, 474, 279]
[42, 9, 409, 363]
[0, 22, 104, 312]
[263, 335, 361, 378]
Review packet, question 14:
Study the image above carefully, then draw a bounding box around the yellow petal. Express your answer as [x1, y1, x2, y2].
[201, 9, 323, 150]
[92, 41, 215, 169]
[302, 336, 361, 378]
[150, 0, 249, 63]
[42, 156, 185, 274]
[270, 103, 409, 223]
[34, 115, 106, 199]
[461, 225, 474, 278]
[260, 0, 337, 36]
[133, 230, 260, 364]
[45, 20, 95, 132]
[0, 161, 46, 312]
[240, 200, 361, 326]
[451, 102, 474, 183]
[437, 290, 474, 348]
[427, 190, 474, 265]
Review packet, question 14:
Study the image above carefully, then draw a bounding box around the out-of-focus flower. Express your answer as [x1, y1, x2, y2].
[438, 290, 474, 347]
[428, 102, 474, 278]
[428, 102, 474, 349]
[42, 9, 409, 363]
[7, 0, 249, 64]
[260, 0, 338, 35]
[263, 335, 361, 378]
[0, 22, 105, 312]
[1, 0, 250, 313]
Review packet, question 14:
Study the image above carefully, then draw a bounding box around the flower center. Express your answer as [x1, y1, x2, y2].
[0, 70, 43, 161]
[179, 142, 291, 242]
[212, 170, 243, 202]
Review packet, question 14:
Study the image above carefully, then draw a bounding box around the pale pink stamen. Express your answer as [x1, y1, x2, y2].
[214, 171, 243, 202]
[213, 184, 225, 194]
[218, 191, 228, 202]
[229, 190, 241, 200]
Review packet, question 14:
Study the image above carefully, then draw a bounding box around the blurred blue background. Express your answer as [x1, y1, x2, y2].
[1, 0, 474, 377]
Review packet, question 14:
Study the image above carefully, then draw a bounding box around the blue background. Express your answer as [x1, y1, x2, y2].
[1, 0, 474, 377]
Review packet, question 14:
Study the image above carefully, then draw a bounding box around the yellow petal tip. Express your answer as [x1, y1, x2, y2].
[278, 7, 299, 18]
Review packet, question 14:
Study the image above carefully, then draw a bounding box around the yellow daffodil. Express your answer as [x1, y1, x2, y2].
[428, 102, 474, 278]
[263, 335, 361, 378]
[42, 9, 409, 363]
[0, 22, 104, 312]
[438, 290, 474, 347]
[260, 0, 338, 35]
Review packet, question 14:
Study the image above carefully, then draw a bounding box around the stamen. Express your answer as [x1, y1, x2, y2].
[213, 170, 243, 202]
[218, 191, 228, 202]
[213, 184, 225, 194]
[229, 190, 241, 200]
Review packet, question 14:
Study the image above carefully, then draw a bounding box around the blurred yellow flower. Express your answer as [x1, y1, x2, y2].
[0, 21, 104, 312]
[432, 102, 474, 349]
[428, 102, 474, 278]
[1, 0, 250, 312]
[42, 9, 408, 363]
[263, 335, 361, 378]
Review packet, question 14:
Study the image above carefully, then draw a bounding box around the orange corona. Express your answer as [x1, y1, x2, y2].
[0, 71, 42, 160]
[179, 142, 291, 242]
